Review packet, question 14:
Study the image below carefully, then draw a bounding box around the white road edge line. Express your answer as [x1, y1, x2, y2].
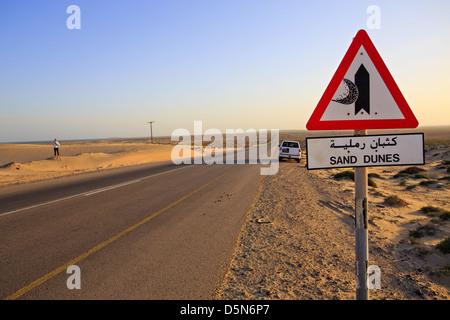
[0, 166, 190, 217]
[83, 179, 142, 196]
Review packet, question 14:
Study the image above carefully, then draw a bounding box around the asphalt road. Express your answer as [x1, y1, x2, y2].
[0, 160, 263, 299]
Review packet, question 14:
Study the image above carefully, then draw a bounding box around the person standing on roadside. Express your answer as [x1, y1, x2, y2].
[53, 138, 60, 159]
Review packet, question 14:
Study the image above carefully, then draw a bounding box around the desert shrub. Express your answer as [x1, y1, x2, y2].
[438, 176, 450, 181]
[409, 225, 437, 238]
[436, 237, 450, 254]
[439, 211, 450, 221]
[409, 230, 422, 238]
[414, 246, 431, 258]
[405, 184, 416, 190]
[399, 167, 426, 174]
[334, 171, 354, 181]
[409, 236, 420, 244]
[420, 206, 450, 221]
[368, 173, 382, 179]
[413, 174, 430, 180]
[427, 264, 450, 277]
[419, 180, 438, 186]
[368, 177, 377, 188]
[384, 195, 408, 207]
[393, 173, 411, 179]
[420, 206, 443, 213]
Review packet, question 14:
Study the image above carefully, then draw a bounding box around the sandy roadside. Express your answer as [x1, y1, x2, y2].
[216, 137, 449, 300]
[0, 139, 192, 188]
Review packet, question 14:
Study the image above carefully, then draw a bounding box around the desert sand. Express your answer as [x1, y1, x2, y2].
[216, 126, 450, 300]
[0, 127, 448, 300]
[0, 138, 191, 188]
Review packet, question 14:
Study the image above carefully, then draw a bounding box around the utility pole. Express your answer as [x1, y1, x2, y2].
[147, 121, 155, 143]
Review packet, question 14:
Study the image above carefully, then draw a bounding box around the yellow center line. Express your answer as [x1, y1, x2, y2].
[4, 166, 237, 300]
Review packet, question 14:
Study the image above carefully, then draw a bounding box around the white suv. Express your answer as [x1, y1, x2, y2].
[279, 140, 302, 163]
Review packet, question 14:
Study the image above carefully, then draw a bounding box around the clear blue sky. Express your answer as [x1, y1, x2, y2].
[1, 0, 449, 142]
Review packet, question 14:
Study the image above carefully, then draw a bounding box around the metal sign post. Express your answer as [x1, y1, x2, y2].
[354, 129, 369, 300]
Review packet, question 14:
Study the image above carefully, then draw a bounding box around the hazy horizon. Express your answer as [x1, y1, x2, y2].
[2, 124, 449, 144]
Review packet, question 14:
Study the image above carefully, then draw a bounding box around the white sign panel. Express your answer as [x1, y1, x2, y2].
[306, 29, 418, 131]
[306, 133, 424, 170]
[320, 46, 405, 122]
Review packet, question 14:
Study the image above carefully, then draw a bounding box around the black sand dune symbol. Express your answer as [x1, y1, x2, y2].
[332, 64, 370, 115]
[332, 78, 359, 105]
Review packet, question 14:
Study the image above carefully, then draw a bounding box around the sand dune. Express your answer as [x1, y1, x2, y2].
[0, 140, 178, 187]
[0, 137, 241, 188]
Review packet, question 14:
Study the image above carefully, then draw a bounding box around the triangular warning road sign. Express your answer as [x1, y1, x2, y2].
[306, 29, 418, 130]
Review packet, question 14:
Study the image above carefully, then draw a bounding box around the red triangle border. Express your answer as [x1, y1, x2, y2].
[306, 29, 418, 130]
